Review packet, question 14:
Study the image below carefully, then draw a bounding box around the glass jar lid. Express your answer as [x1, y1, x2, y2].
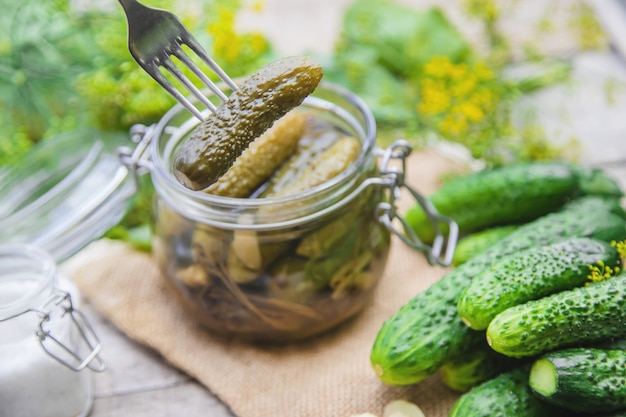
[0, 243, 106, 372]
[0, 129, 136, 262]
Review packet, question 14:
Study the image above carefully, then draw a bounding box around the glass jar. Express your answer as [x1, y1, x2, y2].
[0, 82, 456, 343]
[142, 82, 457, 341]
[0, 128, 135, 262]
[0, 244, 106, 417]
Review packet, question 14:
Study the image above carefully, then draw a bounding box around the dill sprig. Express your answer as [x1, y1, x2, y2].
[587, 241, 626, 283]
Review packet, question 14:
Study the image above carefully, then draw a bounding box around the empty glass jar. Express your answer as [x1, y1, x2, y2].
[0, 244, 106, 417]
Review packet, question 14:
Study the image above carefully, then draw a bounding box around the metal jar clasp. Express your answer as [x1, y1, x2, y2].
[36, 291, 107, 372]
[118, 123, 155, 178]
[375, 140, 458, 267]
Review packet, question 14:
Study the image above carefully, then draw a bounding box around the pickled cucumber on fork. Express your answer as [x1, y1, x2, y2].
[174, 56, 323, 191]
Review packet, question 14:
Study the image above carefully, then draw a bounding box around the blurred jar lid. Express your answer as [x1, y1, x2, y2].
[0, 129, 135, 262]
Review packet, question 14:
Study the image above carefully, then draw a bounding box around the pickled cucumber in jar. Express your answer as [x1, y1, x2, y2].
[162, 57, 388, 341]
[174, 56, 323, 191]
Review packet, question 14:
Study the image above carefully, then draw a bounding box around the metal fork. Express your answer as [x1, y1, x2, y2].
[118, 0, 238, 121]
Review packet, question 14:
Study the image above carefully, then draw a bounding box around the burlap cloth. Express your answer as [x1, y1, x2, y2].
[70, 148, 471, 417]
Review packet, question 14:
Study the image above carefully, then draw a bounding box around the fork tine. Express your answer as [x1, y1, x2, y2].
[146, 61, 208, 121]
[161, 56, 218, 113]
[119, 0, 239, 121]
[183, 35, 238, 92]
[171, 47, 229, 102]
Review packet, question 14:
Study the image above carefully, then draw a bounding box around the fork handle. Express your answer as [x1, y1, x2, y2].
[117, 0, 139, 10]
[118, 0, 162, 26]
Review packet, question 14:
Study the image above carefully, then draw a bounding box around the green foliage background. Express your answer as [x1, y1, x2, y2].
[0, 0, 273, 165]
[0, 0, 611, 251]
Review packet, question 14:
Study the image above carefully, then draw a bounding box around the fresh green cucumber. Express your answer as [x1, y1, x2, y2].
[576, 165, 625, 197]
[370, 196, 626, 386]
[440, 313, 624, 395]
[487, 274, 626, 358]
[174, 56, 323, 190]
[452, 225, 519, 266]
[529, 347, 626, 414]
[405, 162, 623, 243]
[457, 237, 620, 330]
[406, 162, 577, 243]
[448, 366, 567, 417]
[439, 330, 521, 392]
[563, 195, 626, 218]
[597, 337, 626, 350]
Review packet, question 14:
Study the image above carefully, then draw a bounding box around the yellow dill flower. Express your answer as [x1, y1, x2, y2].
[213, 29, 242, 64]
[587, 240, 625, 284]
[247, 33, 268, 54]
[418, 56, 499, 139]
[469, 89, 496, 110]
[439, 113, 469, 136]
[457, 101, 484, 123]
[418, 79, 451, 114]
[204, 3, 271, 77]
[474, 61, 495, 81]
[449, 62, 469, 80]
[208, 7, 245, 64]
[587, 260, 619, 283]
[423, 56, 455, 78]
[451, 75, 477, 97]
[612, 240, 626, 260]
[209, 6, 236, 31]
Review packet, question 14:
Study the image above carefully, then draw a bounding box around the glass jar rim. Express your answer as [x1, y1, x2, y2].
[148, 81, 379, 229]
[0, 243, 56, 319]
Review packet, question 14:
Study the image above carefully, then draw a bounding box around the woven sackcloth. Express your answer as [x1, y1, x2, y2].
[71, 148, 471, 417]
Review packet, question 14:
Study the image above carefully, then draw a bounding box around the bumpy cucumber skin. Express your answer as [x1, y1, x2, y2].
[371, 275, 472, 385]
[487, 275, 626, 358]
[439, 329, 521, 393]
[529, 347, 626, 414]
[370, 196, 626, 386]
[205, 111, 306, 197]
[448, 367, 567, 417]
[575, 165, 625, 198]
[407, 162, 625, 244]
[440, 346, 520, 393]
[174, 56, 323, 190]
[266, 135, 361, 197]
[405, 162, 580, 243]
[457, 237, 619, 330]
[563, 195, 626, 219]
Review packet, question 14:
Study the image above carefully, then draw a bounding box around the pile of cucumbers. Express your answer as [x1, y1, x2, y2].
[369, 161, 626, 416]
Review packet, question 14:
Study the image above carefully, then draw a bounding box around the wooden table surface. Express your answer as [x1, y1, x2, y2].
[77, 304, 235, 417]
[61, 1, 626, 416]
